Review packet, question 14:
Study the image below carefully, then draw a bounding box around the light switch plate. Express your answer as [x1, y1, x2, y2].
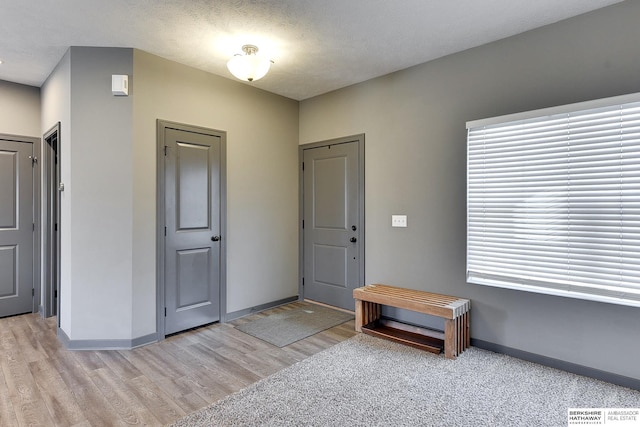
[392, 215, 407, 227]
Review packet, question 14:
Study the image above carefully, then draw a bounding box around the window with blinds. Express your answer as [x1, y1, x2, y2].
[466, 93, 640, 307]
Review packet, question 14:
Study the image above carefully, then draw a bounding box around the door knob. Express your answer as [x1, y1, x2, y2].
[211, 236, 221, 242]
[350, 237, 357, 243]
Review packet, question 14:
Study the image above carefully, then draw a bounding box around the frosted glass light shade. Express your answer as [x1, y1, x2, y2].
[227, 45, 272, 82]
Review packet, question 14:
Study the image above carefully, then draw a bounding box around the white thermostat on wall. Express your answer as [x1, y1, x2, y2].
[112, 74, 129, 96]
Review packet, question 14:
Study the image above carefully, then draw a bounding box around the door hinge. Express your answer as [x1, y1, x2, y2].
[164, 226, 167, 236]
[32, 223, 35, 231]
[164, 307, 167, 317]
[302, 277, 305, 287]
[54, 290, 58, 298]
[302, 162, 304, 171]
[164, 146, 168, 156]
[302, 220, 304, 229]
[32, 288, 35, 297]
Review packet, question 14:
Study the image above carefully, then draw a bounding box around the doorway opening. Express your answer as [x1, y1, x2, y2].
[43, 123, 61, 321]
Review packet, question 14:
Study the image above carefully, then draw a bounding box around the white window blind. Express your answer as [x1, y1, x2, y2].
[466, 93, 640, 307]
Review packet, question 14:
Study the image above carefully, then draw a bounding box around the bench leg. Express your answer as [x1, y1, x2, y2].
[355, 299, 364, 332]
[444, 318, 457, 359]
[445, 315, 471, 359]
[464, 311, 470, 350]
[355, 300, 381, 332]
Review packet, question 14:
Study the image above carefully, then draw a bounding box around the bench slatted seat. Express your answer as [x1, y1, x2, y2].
[353, 284, 471, 359]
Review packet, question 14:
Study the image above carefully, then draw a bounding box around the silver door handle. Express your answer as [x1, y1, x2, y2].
[211, 236, 221, 242]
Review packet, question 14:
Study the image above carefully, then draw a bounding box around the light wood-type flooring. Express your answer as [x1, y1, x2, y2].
[0, 301, 357, 426]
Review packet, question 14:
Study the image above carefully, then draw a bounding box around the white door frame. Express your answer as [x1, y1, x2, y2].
[156, 120, 227, 339]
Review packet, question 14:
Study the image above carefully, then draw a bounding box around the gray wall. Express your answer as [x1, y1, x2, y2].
[299, 1, 640, 380]
[0, 80, 40, 137]
[132, 51, 299, 336]
[41, 47, 135, 340]
[39, 47, 299, 342]
[41, 50, 71, 330]
[68, 47, 134, 340]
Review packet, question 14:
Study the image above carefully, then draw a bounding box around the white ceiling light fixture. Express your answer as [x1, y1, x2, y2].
[227, 44, 272, 82]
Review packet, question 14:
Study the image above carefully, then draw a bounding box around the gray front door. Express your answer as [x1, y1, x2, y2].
[164, 127, 221, 335]
[302, 137, 364, 310]
[0, 139, 34, 317]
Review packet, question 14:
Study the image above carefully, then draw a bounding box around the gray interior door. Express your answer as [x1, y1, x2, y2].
[0, 139, 34, 317]
[164, 128, 221, 335]
[303, 140, 362, 310]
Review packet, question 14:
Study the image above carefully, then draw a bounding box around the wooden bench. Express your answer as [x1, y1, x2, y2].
[353, 284, 471, 359]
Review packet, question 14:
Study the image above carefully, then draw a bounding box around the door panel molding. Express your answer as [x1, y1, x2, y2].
[299, 134, 365, 309]
[156, 120, 227, 339]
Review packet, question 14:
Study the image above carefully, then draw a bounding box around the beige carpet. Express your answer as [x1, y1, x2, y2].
[170, 334, 640, 426]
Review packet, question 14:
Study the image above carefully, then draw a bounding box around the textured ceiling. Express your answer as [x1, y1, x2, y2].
[0, 0, 625, 100]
